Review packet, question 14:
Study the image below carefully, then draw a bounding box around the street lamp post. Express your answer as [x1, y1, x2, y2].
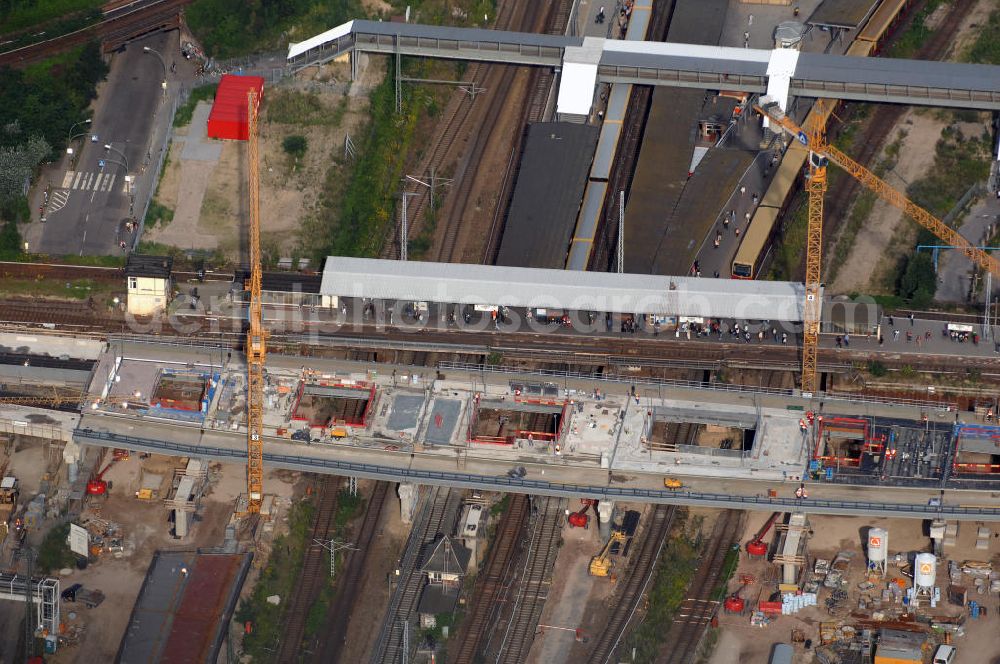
[65, 119, 91, 168]
[66, 118, 91, 146]
[103, 144, 129, 172]
[143, 46, 168, 97]
[103, 145, 136, 218]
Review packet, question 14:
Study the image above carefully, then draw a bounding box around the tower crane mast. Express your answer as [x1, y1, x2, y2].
[245, 89, 267, 513]
[755, 97, 1000, 393]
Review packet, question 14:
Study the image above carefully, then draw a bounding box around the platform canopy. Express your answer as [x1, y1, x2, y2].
[321, 257, 812, 322]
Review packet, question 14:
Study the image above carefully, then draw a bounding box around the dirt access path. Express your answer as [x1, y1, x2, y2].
[830, 110, 941, 293]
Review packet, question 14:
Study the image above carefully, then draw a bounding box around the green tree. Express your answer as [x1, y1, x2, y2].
[282, 134, 308, 167]
[0, 219, 22, 259]
[897, 252, 936, 307]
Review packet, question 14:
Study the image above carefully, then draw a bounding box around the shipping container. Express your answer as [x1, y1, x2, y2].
[206, 75, 266, 141]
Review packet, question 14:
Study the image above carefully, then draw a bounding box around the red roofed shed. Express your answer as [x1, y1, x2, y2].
[206, 74, 265, 141]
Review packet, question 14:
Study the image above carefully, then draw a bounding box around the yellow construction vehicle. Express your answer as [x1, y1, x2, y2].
[0, 477, 18, 539]
[664, 477, 683, 490]
[589, 530, 627, 577]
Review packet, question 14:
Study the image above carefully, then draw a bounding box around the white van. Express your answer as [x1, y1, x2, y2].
[933, 645, 957, 664]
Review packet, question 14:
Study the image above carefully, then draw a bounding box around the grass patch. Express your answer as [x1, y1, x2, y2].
[236, 499, 316, 659]
[303, 580, 336, 640]
[0, 277, 110, 300]
[173, 83, 218, 128]
[186, 0, 362, 58]
[490, 494, 510, 517]
[47, 254, 126, 267]
[38, 522, 77, 573]
[0, 0, 101, 37]
[906, 126, 991, 218]
[710, 545, 740, 601]
[887, 0, 944, 58]
[267, 90, 347, 127]
[767, 195, 808, 280]
[622, 511, 701, 662]
[146, 200, 175, 230]
[826, 130, 904, 284]
[964, 9, 1000, 63]
[300, 59, 427, 261]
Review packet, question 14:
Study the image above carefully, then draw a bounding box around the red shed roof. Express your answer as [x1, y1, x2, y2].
[206, 74, 265, 141]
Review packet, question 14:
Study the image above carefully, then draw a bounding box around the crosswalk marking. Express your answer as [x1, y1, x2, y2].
[46, 190, 70, 216]
[63, 170, 117, 192]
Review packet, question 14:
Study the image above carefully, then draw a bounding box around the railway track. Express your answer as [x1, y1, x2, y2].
[0, 299, 994, 380]
[586, 505, 677, 664]
[482, 0, 575, 264]
[276, 476, 341, 662]
[489, 495, 566, 664]
[371, 485, 461, 664]
[589, 0, 677, 272]
[820, 0, 975, 279]
[432, 0, 550, 264]
[385, 0, 536, 262]
[658, 509, 744, 664]
[449, 494, 530, 664]
[0, 0, 189, 67]
[312, 481, 391, 662]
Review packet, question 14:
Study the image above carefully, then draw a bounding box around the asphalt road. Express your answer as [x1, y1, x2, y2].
[38, 30, 170, 256]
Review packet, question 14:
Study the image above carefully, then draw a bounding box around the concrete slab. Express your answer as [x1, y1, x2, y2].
[386, 393, 424, 432]
[180, 102, 223, 162]
[423, 398, 461, 446]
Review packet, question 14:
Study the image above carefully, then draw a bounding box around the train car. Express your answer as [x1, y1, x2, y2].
[732, 140, 807, 279]
[565, 0, 653, 271]
[730, 0, 914, 279]
[731, 206, 781, 279]
[845, 39, 875, 58]
[856, 0, 911, 52]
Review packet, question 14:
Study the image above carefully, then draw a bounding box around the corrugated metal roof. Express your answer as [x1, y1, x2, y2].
[321, 257, 810, 321]
[601, 44, 770, 78]
[497, 123, 598, 269]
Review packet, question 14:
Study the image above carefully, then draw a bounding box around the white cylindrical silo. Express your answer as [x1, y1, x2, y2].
[867, 527, 888, 574]
[914, 553, 936, 592]
[867, 528, 888, 562]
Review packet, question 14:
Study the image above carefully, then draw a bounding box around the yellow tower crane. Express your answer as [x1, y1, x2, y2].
[245, 89, 267, 513]
[754, 98, 1000, 394]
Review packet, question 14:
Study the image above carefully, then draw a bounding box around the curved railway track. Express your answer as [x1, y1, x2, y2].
[312, 481, 391, 662]
[586, 505, 677, 664]
[276, 477, 341, 662]
[449, 494, 530, 664]
[658, 509, 743, 664]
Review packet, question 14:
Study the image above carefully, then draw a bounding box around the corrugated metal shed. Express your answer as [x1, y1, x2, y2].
[321, 257, 810, 321]
[207, 75, 265, 141]
[497, 122, 598, 269]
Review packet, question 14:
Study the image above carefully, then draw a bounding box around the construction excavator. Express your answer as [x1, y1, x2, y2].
[589, 530, 627, 577]
[754, 97, 1000, 394]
